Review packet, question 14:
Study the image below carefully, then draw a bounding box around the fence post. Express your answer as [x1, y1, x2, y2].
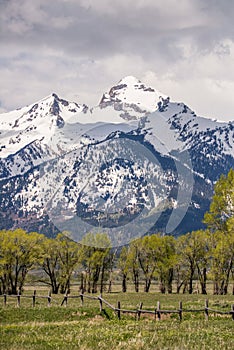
[117, 301, 121, 320]
[47, 291, 51, 307]
[99, 295, 103, 312]
[80, 293, 84, 307]
[179, 301, 183, 322]
[3, 294, 7, 307]
[61, 292, 68, 307]
[137, 302, 143, 321]
[205, 299, 209, 321]
[157, 301, 161, 321]
[231, 304, 234, 321]
[17, 291, 20, 308]
[32, 290, 36, 308]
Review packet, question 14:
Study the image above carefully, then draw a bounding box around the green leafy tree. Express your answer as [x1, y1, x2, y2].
[203, 169, 234, 294]
[128, 241, 140, 292]
[174, 257, 188, 294]
[157, 235, 177, 294]
[204, 169, 234, 232]
[227, 217, 234, 295]
[106, 248, 117, 293]
[126, 234, 176, 293]
[80, 233, 111, 294]
[118, 246, 131, 292]
[177, 231, 209, 294]
[0, 229, 43, 294]
[209, 229, 234, 295]
[40, 233, 80, 294]
[195, 231, 210, 295]
[136, 234, 164, 293]
[40, 237, 61, 294]
[56, 233, 81, 294]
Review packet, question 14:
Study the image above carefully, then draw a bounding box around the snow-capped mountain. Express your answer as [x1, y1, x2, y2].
[99, 76, 167, 120]
[0, 93, 86, 157]
[0, 76, 233, 243]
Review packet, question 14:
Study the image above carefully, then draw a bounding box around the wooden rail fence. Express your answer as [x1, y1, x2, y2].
[1, 292, 234, 322]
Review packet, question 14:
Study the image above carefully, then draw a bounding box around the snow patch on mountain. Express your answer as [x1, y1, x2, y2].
[99, 75, 168, 120]
[0, 93, 85, 158]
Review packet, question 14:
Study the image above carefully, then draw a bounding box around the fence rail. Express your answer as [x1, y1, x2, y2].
[1, 292, 234, 322]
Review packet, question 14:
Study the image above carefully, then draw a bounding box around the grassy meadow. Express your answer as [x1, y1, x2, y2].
[0, 288, 234, 350]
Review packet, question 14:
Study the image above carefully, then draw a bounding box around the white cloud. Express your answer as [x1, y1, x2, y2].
[1, 0, 234, 120]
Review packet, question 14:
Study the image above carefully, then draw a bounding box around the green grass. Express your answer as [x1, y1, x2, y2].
[0, 291, 234, 350]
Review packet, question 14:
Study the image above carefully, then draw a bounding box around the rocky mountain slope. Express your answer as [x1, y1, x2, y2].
[0, 76, 233, 245]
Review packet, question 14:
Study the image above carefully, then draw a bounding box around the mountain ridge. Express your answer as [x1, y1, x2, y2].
[0, 76, 233, 242]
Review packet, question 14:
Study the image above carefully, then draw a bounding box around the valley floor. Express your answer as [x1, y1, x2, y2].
[0, 291, 234, 350]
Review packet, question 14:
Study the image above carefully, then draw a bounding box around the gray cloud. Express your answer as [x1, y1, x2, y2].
[1, 0, 234, 120]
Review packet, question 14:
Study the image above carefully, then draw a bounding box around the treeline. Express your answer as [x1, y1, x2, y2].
[0, 170, 234, 296]
[119, 229, 233, 295]
[0, 229, 233, 296]
[0, 230, 112, 295]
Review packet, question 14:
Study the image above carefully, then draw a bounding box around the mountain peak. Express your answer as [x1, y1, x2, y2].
[51, 92, 59, 99]
[41, 92, 59, 103]
[99, 76, 168, 115]
[118, 76, 142, 86]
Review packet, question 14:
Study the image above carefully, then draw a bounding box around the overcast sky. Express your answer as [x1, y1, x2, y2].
[1, 0, 234, 121]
